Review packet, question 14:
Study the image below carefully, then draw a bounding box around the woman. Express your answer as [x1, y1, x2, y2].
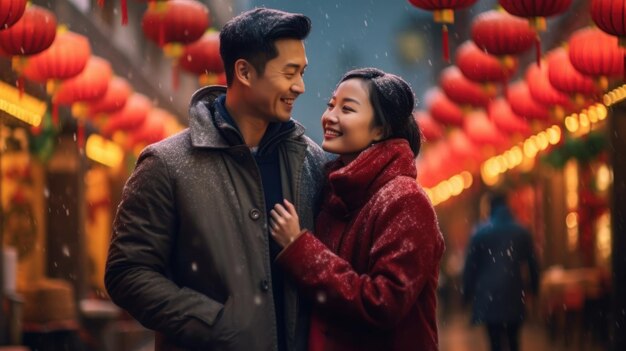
[270, 68, 444, 351]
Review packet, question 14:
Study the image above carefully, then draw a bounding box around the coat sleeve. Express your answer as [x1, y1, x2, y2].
[104, 147, 224, 350]
[276, 189, 443, 330]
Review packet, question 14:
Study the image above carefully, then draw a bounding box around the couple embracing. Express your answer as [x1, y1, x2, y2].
[105, 7, 444, 351]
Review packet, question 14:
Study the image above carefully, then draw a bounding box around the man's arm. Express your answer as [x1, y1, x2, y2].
[104, 147, 225, 349]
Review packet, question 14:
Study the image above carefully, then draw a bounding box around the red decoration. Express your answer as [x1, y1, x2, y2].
[506, 81, 550, 121]
[525, 63, 572, 111]
[418, 141, 457, 187]
[87, 77, 133, 118]
[546, 48, 598, 100]
[101, 93, 152, 136]
[463, 110, 508, 148]
[0, 5, 55, 55]
[471, 10, 535, 57]
[425, 88, 464, 126]
[498, 0, 572, 65]
[23, 30, 91, 82]
[447, 129, 482, 172]
[54, 56, 113, 106]
[440, 65, 496, 107]
[127, 108, 170, 149]
[142, 0, 210, 89]
[591, 0, 626, 41]
[22, 30, 91, 125]
[414, 110, 444, 142]
[456, 40, 518, 83]
[142, 0, 209, 47]
[407, 0, 478, 62]
[569, 26, 624, 85]
[487, 98, 531, 136]
[179, 31, 223, 75]
[0, 0, 27, 30]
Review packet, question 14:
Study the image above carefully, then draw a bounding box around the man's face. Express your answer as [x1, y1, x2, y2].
[247, 39, 307, 123]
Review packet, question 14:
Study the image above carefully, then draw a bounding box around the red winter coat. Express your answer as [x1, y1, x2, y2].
[277, 139, 445, 351]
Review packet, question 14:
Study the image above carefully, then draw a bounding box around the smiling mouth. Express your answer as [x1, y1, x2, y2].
[324, 128, 343, 137]
[281, 98, 295, 106]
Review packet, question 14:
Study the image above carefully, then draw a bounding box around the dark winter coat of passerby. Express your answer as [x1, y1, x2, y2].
[270, 68, 445, 351]
[105, 8, 326, 351]
[462, 194, 540, 351]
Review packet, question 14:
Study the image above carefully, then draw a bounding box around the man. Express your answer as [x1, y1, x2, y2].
[462, 193, 540, 351]
[105, 8, 326, 351]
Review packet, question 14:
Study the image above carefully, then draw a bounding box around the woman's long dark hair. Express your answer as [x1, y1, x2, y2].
[339, 68, 422, 157]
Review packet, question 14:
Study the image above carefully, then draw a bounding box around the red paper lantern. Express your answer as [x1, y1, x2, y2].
[526, 63, 571, 110]
[463, 110, 508, 148]
[54, 56, 113, 106]
[591, 0, 626, 40]
[448, 129, 483, 172]
[142, 0, 210, 89]
[414, 110, 444, 142]
[499, 0, 572, 65]
[0, 0, 27, 30]
[488, 98, 531, 136]
[456, 40, 518, 83]
[0, 5, 56, 55]
[506, 81, 550, 121]
[546, 48, 598, 99]
[127, 108, 170, 149]
[179, 31, 223, 75]
[471, 10, 535, 57]
[440, 65, 496, 107]
[23, 30, 91, 82]
[569, 27, 624, 83]
[142, 0, 209, 47]
[425, 88, 464, 126]
[102, 93, 152, 136]
[407, 0, 478, 62]
[87, 77, 133, 117]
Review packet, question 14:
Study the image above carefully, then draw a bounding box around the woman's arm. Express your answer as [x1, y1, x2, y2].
[272, 186, 444, 330]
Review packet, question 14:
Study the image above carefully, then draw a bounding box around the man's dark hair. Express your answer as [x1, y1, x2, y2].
[219, 8, 311, 86]
[489, 192, 508, 215]
[339, 67, 422, 158]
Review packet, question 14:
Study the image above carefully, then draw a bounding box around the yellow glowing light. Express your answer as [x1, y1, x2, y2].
[603, 94, 612, 106]
[86, 135, 125, 168]
[588, 107, 598, 123]
[566, 212, 578, 229]
[0, 81, 47, 126]
[597, 104, 607, 120]
[449, 175, 464, 196]
[536, 132, 549, 150]
[547, 126, 561, 144]
[596, 213, 612, 262]
[523, 139, 538, 158]
[565, 116, 579, 132]
[481, 165, 500, 186]
[567, 226, 578, 252]
[579, 113, 590, 127]
[511, 146, 523, 165]
[596, 164, 612, 192]
[461, 171, 473, 189]
[566, 192, 578, 209]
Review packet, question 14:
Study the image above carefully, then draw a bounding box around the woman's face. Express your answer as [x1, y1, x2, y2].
[321, 78, 383, 162]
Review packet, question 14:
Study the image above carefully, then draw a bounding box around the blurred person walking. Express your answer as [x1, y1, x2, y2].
[462, 193, 540, 351]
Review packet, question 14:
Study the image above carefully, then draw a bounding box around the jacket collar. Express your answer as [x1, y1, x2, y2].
[188, 85, 305, 149]
[324, 139, 417, 217]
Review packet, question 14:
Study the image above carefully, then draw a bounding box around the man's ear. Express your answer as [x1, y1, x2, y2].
[234, 59, 253, 87]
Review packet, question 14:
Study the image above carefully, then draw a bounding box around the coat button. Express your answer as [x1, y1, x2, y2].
[249, 209, 261, 220]
[260, 279, 270, 292]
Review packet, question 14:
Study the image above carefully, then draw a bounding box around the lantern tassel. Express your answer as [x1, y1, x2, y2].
[535, 35, 542, 67]
[442, 24, 450, 63]
[121, 0, 128, 25]
[17, 76, 24, 99]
